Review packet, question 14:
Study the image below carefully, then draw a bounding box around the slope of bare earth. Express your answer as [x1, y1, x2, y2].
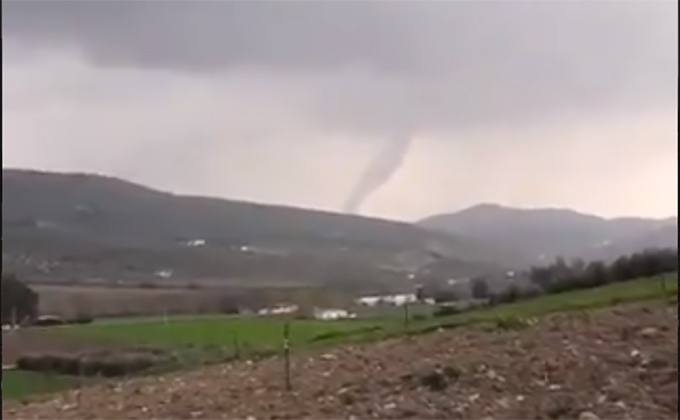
[4, 302, 677, 420]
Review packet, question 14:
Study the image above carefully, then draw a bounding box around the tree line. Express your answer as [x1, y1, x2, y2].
[527, 247, 677, 294]
[471, 247, 678, 305]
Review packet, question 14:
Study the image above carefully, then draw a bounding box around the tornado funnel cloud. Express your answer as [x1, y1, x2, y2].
[344, 132, 413, 214]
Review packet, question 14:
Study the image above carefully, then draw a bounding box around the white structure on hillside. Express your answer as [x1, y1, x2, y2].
[257, 304, 299, 316]
[186, 239, 206, 247]
[447, 277, 470, 286]
[313, 308, 356, 320]
[154, 269, 173, 279]
[356, 293, 419, 307]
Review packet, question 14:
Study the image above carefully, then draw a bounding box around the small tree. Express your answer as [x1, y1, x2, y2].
[414, 284, 425, 302]
[470, 277, 490, 300]
[1, 273, 39, 325]
[582, 260, 609, 287]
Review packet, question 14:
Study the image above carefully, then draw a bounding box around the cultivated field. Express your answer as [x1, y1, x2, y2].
[2, 273, 677, 413]
[32, 284, 354, 319]
[4, 290, 678, 418]
[33, 285, 223, 318]
[2, 315, 385, 400]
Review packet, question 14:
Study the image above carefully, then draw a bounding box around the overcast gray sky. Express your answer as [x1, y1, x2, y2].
[2, 0, 677, 221]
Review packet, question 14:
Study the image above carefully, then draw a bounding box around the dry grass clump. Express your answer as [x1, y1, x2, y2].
[16, 348, 170, 377]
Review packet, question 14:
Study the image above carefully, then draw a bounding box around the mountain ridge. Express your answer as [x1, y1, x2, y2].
[5, 168, 673, 289]
[438, 202, 676, 223]
[418, 203, 677, 264]
[2, 169, 520, 290]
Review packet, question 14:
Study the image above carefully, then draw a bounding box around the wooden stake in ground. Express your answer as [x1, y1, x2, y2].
[11, 307, 17, 332]
[283, 321, 292, 391]
[77, 354, 85, 407]
[233, 331, 241, 359]
[403, 303, 410, 331]
[660, 275, 669, 299]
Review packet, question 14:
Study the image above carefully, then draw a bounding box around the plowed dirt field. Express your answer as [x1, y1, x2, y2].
[4, 302, 677, 420]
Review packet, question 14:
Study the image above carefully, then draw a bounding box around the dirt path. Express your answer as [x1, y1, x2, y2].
[4, 302, 677, 419]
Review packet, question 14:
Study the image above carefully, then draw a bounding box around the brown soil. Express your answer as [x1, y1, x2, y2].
[34, 285, 225, 319]
[2, 329, 115, 366]
[33, 284, 353, 319]
[2, 327, 149, 367]
[4, 302, 677, 420]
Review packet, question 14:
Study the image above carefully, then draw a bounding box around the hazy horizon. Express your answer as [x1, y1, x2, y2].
[3, 166, 676, 223]
[3, 1, 677, 221]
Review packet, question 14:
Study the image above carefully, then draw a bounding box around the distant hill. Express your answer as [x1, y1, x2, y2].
[418, 203, 677, 264]
[2, 169, 515, 290]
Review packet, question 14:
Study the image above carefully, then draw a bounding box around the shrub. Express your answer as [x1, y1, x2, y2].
[69, 315, 94, 325]
[411, 313, 429, 321]
[494, 315, 530, 330]
[16, 353, 63, 371]
[470, 278, 490, 299]
[432, 305, 462, 318]
[16, 350, 169, 377]
[32, 317, 65, 327]
[498, 285, 521, 303]
[416, 365, 461, 392]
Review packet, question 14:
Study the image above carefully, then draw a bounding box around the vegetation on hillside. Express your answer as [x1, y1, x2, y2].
[467, 247, 678, 305]
[419, 273, 677, 333]
[528, 247, 677, 291]
[2, 169, 507, 289]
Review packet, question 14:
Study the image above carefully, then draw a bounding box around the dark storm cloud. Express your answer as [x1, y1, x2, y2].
[2, 1, 678, 220]
[2, 0, 677, 130]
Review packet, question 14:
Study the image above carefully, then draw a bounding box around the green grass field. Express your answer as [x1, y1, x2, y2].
[35, 273, 680, 349]
[48, 316, 386, 350]
[413, 272, 678, 332]
[4, 272, 676, 400]
[2, 370, 76, 401]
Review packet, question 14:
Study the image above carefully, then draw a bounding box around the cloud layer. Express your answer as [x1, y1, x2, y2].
[2, 1, 677, 220]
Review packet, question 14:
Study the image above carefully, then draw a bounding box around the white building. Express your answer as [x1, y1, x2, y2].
[313, 308, 355, 320]
[356, 293, 419, 307]
[154, 269, 173, 279]
[257, 304, 299, 316]
[186, 239, 206, 247]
